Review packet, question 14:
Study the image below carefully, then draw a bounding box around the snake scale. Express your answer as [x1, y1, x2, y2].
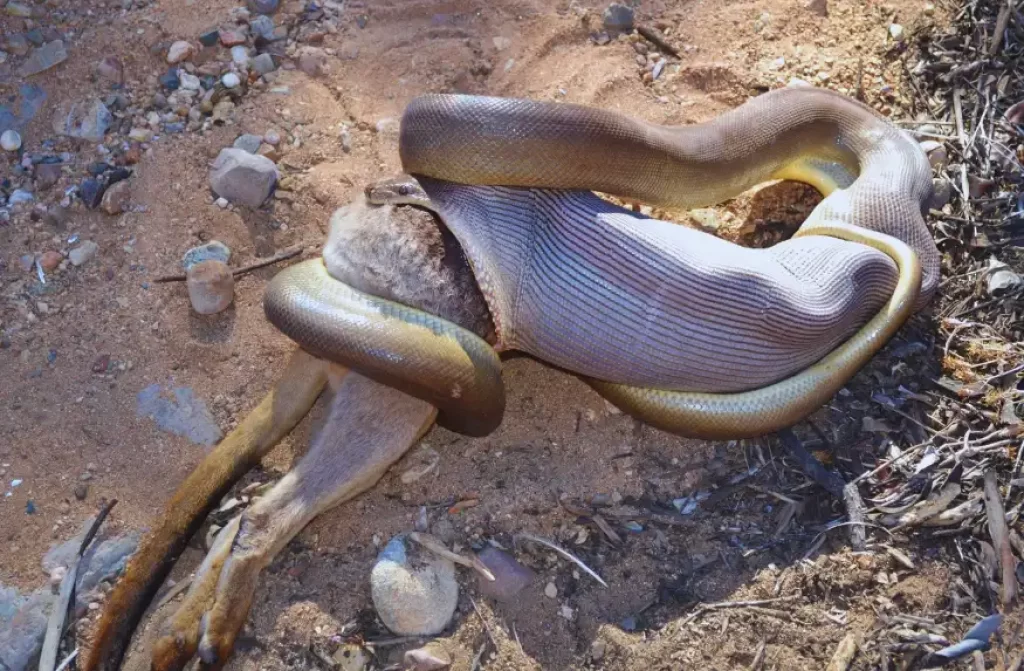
[264, 85, 939, 439]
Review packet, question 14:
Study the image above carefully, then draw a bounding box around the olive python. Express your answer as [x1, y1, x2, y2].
[264, 85, 939, 440]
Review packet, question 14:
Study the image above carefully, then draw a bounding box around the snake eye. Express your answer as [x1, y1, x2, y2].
[399, 184, 412, 196]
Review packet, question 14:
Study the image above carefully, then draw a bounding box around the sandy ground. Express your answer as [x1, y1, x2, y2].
[5, 0, 1016, 669]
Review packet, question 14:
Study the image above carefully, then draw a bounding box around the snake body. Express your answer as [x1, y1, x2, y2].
[264, 86, 938, 439]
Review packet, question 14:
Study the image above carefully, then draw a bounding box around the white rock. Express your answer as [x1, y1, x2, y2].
[167, 40, 194, 64]
[178, 72, 201, 91]
[889, 24, 905, 41]
[215, 197, 229, 209]
[1, 129, 22, 152]
[370, 534, 457, 636]
[222, 72, 241, 88]
[230, 46, 250, 67]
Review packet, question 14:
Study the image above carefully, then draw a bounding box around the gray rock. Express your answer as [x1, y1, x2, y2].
[53, 99, 113, 142]
[8, 189, 33, 205]
[136, 383, 223, 446]
[209, 147, 278, 207]
[19, 40, 67, 77]
[42, 518, 140, 615]
[252, 52, 276, 76]
[68, 240, 99, 266]
[250, 15, 275, 40]
[370, 533, 458, 636]
[247, 0, 279, 14]
[182, 240, 231, 270]
[232, 133, 263, 154]
[602, 3, 634, 34]
[986, 258, 1023, 296]
[0, 584, 55, 671]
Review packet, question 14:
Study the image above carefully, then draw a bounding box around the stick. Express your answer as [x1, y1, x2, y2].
[515, 532, 608, 587]
[39, 500, 118, 671]
[983, 469, 1018, 607]
[988, 0, 1013, 57]
[636, 25, 680, 58]
[842, 482, 867, 551]
[153, 245, 305, 283]
[825, 633, 859, 671]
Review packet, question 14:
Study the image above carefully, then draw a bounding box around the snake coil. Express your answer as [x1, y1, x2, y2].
[265, 86, 937, 439]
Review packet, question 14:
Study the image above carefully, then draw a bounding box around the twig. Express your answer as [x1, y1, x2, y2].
[636, 25, 680, 58]
[53, 649, 77, 671]
[842, 483, 867, 551]
[983, 469, 1018, 607]
[515, 532, 608, 587]
[39, 499, 118, 671]
[953, 88, 972, 222]
[153, 245, 305, 283]
[409, 532, 495, 582]
[988, 0, 1013, 57]
[825, 633, 860, 671]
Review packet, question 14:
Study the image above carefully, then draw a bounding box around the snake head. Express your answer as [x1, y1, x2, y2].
[365, 174, 432, 209]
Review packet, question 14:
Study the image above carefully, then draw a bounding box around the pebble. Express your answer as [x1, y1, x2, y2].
[230, 45, 250, 67]
[403, 643, 452, 671]
[264, 129, 281, 145]
[805, 0, 827, 16]
[53, 99, 112, 142]
[182, 240, 231, 270]
[602, 3, 634, 34]
[39, 251, 62, 272]
[297, 46, 328, 76]
[186, 260, 234, 314]
[889, 24, 905, 42]
[101, 180, 131, 215]
[96, 56, 124, 84]
[590, 640, 607, 662]
[544, 581, 558, 599]
[233, 133, 263, 154]
[79, 178, 106, 209]
[222, 72, 241, 88]
[5, 1, 34, 17]
[20, 39, 67, 77]
[74, 483, 88, 500]
[159, 69, 180, 90]
[4, 34, 30, 56]
[218, 29, 247, 47]
[215, 197, 229, 208]
[9, 189, 33, 205]
[35, 163, 65, 190]
[128, 127, 153, 142]
[209, 147, 278, 207]
[250, 15, 275, 40]
[178, 71, 201, 91]
[247, 0, 279, 14]
[252, 52, 276, 75]
[1, 130, 22, 152]
[476, 546, 536, 602]
[167, 40, 195, 64]
[370, 533, 458, 636]
[69, 241, 99, 266]
[198, 29, 220, 47]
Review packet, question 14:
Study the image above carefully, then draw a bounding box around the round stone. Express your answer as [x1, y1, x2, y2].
[222, 72, 241, 88]
[370, 534, 458, 636]
[1, 129, 22, 152]
[186, 260, 234, 315]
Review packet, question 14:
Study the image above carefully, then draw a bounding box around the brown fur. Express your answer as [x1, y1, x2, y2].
[85, 197, 483, 671]
[323, 190, 494, 340]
